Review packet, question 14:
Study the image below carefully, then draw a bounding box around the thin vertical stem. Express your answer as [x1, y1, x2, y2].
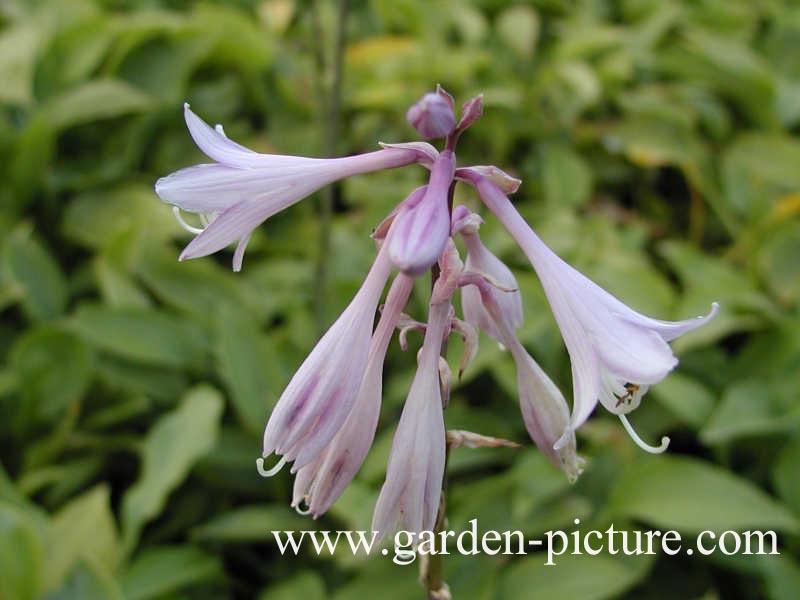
[313, 0, 350, 335]
[423, 446, 450, 599]
[421, 179, 458, 599]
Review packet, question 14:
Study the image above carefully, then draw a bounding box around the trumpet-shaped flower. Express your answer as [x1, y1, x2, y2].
[371, 258, 457, 538]
[155, 104, 433, 270]
[259, 243, 395, 475]
[453, 205, 523, 342]
[371, 300, 448, 538]
[291, 273, 415, 517]
[156, 87, 722, 542]
[455, 209, 582, 480]
[464, 170, 718, 453]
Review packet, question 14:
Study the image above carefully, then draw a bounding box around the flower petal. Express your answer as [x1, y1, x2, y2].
[387, 150, 454, 275]
[178, 192, 288, 260]
[184, 103, 316, 168]
[293, 274, 415, 517]
[155, 163, 292, 212]
[372, 300, 449, 538]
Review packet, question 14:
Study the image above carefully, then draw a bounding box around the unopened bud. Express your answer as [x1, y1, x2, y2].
[406, 87, 456, 139]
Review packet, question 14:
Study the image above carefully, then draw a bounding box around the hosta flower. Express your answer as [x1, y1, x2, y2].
[259, 244, 395, 475]
[371, 280, 452, 539]
[155, 104, 433, 271]
[291, 273, 415, 517]
[406, 85, 456, 139]
[157, 86, 720, 548]
[453, 205, 523, 342]
[388, 149, 455, 275]
[455, 208, 582, 481]
[464, 170, 718, 453]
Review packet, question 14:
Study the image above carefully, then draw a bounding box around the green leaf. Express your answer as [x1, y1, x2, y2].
[9, 326, 93, 425]
[499, 553, 650, 600]
[608, 455, 799, 534]
[259, 571, 326, 600]
[45, 485, 119, 593]
[773, 432, 800, 517]
[758, 555, 800, 600]
[213, 304, 283, 434]
[538, 142, 592, 209]
[3, 224, 68, 322]
[44, 559, 123, 600]
[661, 30, 777, 125]
[94, 257, 152, 310]
[121, 385, 223, 554]
[61, 184, 177, 250]
[67, 304, 207, 368]
[43, 79, 154, 129]
[331, 560, 423, 600]
[0, 23, 42, 105]
[700, 379, 800, 445]
[757, 220, 800, 305]
[496, 4, 540, 58]
[190, 505, 314, 542]
[722, 133, 800, 222]
[120, 545, 222, 600]
[136, 250, 260, 321]
[649, 372, 716, 429]
[658, 241, 776, 348]
[0, 501, 44, 600]
[94, 355, 188, 402]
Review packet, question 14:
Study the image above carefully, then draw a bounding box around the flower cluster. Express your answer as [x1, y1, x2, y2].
[155, 88, 717, 538]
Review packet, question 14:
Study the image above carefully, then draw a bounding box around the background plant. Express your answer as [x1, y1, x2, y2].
[1, 0, 799, 598]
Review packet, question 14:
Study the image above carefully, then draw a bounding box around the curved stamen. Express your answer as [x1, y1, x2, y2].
[618, 414, 670, 454]
[293, 498, 312, 516]
[256, 454, 287, 477]
[172, 206, 205, 234]
[199, 212, 215, 228]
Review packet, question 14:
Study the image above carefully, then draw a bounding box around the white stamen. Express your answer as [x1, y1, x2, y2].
[233, 232, 252, 272]
[619, 414, 670, 454]
[293, 498, 312, 516]
[256, 455, 287, 477]
[199, 212, 217, 227]
[172, 206, 205, 234]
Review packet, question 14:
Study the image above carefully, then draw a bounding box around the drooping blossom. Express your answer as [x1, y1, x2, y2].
[291, 273, 415, 517]
[155, 104, 435, 271]
[461, 169, 718, 453]
[156, 88, 719, 541]
[454, 207, 583, 481]
[258, 240, 395, 475]
[371, 246, 462, 539]
[370, 297, 448, 538]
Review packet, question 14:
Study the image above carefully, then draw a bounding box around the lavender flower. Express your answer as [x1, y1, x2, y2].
[291, 273, 414, 517]
[406, 86, 456, 139]
[371, 248, 461, 538]
[370, 297, 447, 538]
[454, 208, 583, 480]
[387, 149, 455, 275]
[258, 243, 394, 475]
[155, 104, 434, 271]
[462, 170, 718, 453]
[156, 88, 719, 541]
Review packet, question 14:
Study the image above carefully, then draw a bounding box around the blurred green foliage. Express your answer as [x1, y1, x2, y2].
[1, 0, 799, 598]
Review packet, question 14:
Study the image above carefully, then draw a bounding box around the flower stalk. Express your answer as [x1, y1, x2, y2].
[155, 87, 719, 596]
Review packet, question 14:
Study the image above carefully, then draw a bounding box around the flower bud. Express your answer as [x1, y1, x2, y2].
[406, 87, 456, 139]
